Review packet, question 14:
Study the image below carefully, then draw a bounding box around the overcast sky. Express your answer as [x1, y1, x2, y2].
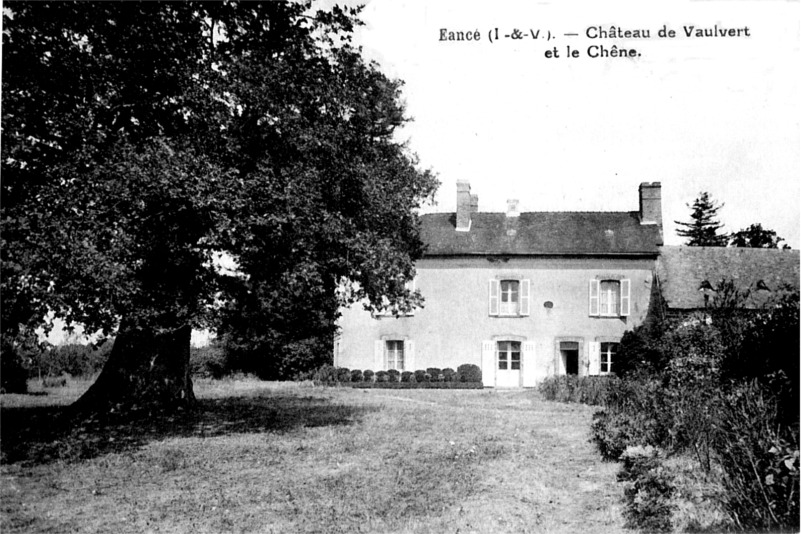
[352, 0, 800, 247]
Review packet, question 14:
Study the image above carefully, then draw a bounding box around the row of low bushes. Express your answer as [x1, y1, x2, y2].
[352, 381, 483, 390]
[298, 364, 483, 386]
[537, 375, 618, 406]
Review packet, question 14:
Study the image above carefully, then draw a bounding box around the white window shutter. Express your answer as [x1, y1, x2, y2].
[489, 279, 499, 316]
[405, 340, 415, 372]
[589, 342, 601, 376]
[589, 279, 600, 316]
[374, 340, 384, 371]
[522, 341, 536, 387]
[620, 279, 631, 316]
[481, 340, 495, 387]
[520, 279, 531, 316]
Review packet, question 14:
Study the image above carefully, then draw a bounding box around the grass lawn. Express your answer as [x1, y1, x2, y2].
[1, 378, 626, 533]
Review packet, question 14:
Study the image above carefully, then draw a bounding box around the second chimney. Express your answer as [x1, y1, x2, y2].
[456, 180, 477, 231]
[639, 182, 662, 226]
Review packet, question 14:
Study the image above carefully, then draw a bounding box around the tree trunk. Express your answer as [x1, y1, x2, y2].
[71, 321, 195, 414]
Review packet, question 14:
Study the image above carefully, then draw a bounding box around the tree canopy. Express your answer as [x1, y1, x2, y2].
[674, 191, 728, 247]
[729, 223, 791, 249]
[1, 2, 438, 406]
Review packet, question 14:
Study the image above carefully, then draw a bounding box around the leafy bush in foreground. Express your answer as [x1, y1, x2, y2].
[618, 446, 674, 532]
[712, 380, 799, 532]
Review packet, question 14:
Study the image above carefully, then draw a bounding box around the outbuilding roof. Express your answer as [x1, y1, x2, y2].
[655, 246, 800, 310]
[419, 211, 663, 256]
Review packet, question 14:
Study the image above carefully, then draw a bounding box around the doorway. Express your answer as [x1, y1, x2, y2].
[560, 341, 579, 375]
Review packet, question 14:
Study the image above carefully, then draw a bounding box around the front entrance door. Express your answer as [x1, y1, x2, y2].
[560, 341, 579, 375]
[497, 341, 521, 387]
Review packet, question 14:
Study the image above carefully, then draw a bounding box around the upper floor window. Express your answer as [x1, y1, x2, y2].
[600, 280, 620, 316]
[500, 280, 519, 315]
[489, 279, 530, 316]
[589, 279, 630, 317]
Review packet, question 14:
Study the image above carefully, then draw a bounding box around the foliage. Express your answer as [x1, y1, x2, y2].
[426, 367, 442, 382]
[0, 351, 29, 394]
[584, 284, 800, 531]
[711, 380, 799, 532]
[336, 367, 351, 383]
[456, 364, 482, 384]
[414, 369, 427, 383]
[387, 369, 400, 383]
[729, 223, 791, 249]
[618, 446, 675, 532]
[375, 370, 389, 383]
[350, 369, 363, 382]
[442, 368, 456, 382]
[0, 327, 46, 393]
[538, 375, 617, 406]
[351, 381, 483, 389]
[363, 369, 374, 382]
[674, 191, 728, 246]
[1, 1, 438, 404]
[591, 410, 637, 461]
[36, 341, 114, 379]
[400, 370, 414, 383]
[42, 376, 68, 388]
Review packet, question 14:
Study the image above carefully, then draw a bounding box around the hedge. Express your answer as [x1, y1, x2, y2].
[351, 382, 483, 390]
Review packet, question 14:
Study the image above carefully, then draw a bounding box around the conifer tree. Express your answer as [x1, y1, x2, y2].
[675, 192, 728, 246]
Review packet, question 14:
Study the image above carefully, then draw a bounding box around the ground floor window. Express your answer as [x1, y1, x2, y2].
[600, 342, 618, 374]
[385, 340, 405, 370]
[497, 341, 521, 370]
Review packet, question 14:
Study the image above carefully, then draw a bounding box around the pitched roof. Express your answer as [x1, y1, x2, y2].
[419, 211, 663, 256]
[656, 246, 800, 310]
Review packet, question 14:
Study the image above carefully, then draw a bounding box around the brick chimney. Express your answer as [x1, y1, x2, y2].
[639, 182, 662, 226]
[456, 180, 478, 231]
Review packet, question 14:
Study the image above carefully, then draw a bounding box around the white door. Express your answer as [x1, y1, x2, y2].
[496, 341, 521, 387]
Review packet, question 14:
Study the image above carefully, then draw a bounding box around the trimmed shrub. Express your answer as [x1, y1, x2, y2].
[400, 371, 414, 383]
[456, 363, 482, 383]
[336, 367, 351, 383]
[387, 369, 400, 383]
[414, 369, 426, 383]
[442, 368, 456, 382]
[363, 369, 374, 382]
[618, 446, 674, 532]
[426, 367, 443, 382]
[350, 369, 363, 382]
[375, 370, 389, 383]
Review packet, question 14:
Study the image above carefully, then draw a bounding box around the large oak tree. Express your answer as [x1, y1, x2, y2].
[1, 2, 437, 411]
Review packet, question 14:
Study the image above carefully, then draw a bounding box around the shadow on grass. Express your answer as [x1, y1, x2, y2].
[0, 393, 379, 467]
